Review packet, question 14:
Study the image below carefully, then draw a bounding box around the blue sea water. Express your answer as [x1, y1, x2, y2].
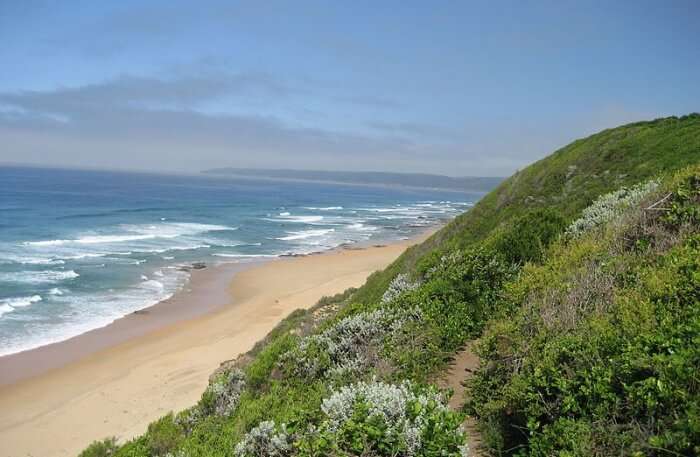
[0, 166, 481, 355]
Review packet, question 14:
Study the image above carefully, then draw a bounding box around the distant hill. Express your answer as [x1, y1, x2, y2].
[201, 168, 503, 192]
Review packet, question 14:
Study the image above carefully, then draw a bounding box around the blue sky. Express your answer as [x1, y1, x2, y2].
[0, 1, 698, 176]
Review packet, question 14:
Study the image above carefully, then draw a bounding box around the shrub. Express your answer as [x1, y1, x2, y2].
[78, 438, 119, 457]
[382, 273, 421, 303]
[280, 307, 424, 380]
[173, 406, 203, 436]
[565, 179, 659, 238]
[145, 414, 183, 456]
[203, 368, 246, 417]
[417, 248, 516, 349]
[298, 380, 468, 456]
[234, 420, 292, 457]
[469, 173, 700, 456]
[491, 208, 567, 264]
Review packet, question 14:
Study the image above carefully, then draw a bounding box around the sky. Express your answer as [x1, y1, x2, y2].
[0, 1, 698, 177]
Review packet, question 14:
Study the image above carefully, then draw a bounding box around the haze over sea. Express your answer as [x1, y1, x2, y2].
[0, 166, 482, 356]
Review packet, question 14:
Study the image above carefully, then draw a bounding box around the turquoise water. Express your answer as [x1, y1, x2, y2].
[0, 166, 481, 355]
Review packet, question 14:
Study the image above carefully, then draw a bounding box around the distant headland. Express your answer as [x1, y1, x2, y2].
[201, 167, 503, 192]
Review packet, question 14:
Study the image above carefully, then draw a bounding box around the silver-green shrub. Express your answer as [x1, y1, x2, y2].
[382, 273, 421, 303]
[206, 368, 246, 416]
[234, 420, 291, 457]
[320, 380, 467, 456]
[174, 406, 203, 435]
[281, 307, 423, 379]
[565, 180, 659, 238]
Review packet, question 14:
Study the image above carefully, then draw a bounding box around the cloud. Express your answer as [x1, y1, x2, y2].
[0, 72, 297, 119]
[0, 74, 450, 174]
[0, 72, 654, 177]
[365, 120, 459, 140]
[331, 95, 404, 110]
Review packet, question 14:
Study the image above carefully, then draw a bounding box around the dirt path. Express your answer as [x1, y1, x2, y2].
[438, 342, 484, 456]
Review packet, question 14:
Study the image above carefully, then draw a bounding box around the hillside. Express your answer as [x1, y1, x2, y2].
[201, 168, 503, 192]
[81, 114, 700, 457]
[352, 113, 700, 304]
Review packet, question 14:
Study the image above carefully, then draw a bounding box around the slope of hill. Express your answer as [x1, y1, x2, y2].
[352, 113, 700, 305]
[81, 114, 700, 457]
[201, 168, 503, 192]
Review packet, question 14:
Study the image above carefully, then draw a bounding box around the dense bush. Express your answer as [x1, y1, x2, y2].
[565, 179, 659, 238]
[280, 307, 424, 380]
[202, 368, 246, 417]
[78, 438, 119, 457]
[416, 248, 517, 349]
[297, 380, 468, 456]
[145, 414, 183, 456]
[234, 420, 291, 457]
[381, 273, 422, 303]
[491, 208, 567, 264]
[469, 170, 700, 456]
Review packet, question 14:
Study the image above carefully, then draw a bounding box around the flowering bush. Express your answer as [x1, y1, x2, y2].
[297, 380, 467, 456]
[382, 273, 421, 303]
[234, 420, 291, 457]
[280, 307, 423, 380]
[565, 180, 659, 238]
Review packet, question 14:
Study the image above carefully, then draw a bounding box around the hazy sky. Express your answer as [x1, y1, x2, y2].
[1, 1, 698, 176]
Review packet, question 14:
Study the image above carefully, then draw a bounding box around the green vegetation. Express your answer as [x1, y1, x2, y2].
[469, 167, 700, 455]
[80, 114, 700, 456]
[353, 113, 700, 305]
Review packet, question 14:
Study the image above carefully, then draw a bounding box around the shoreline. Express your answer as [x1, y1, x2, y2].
[0, 227, 436, 457]
[0, 262, 256, 386]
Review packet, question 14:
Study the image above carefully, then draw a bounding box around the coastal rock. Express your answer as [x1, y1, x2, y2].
[177, 262, 207, 272]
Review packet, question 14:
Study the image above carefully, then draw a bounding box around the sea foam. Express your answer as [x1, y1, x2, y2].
[0, 270, 80, 284]
[276, 228, 335, 241]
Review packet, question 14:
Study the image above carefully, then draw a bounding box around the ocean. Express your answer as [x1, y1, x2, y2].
[0, 166, 482, 356]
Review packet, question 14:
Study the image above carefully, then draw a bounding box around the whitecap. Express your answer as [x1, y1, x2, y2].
[0, 270, 79, 284]
[266, 215, 324, 223]
[276, 228, 335, 241]
[61, 252, 130, 260]
[2, 295, 42, 308]
[5, 256, 66, 265]
[140, 279, 164, 291]
[24, 222, 237, 247]
[0, 304, 13, 318]
[347, 223, 379, 232]
[213, 253, 278, 258]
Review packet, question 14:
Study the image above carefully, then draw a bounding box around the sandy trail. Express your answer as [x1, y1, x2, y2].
[439, 342, 484, 457]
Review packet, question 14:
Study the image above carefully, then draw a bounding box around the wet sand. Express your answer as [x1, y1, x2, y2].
[0, 231, 432, 457]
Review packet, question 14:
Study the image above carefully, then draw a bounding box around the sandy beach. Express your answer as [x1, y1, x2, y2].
[0, 232, 432, 457]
